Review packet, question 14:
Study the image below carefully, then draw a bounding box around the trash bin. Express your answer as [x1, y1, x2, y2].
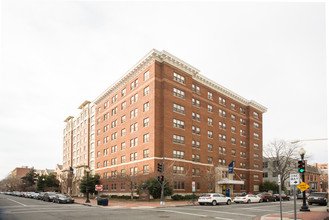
[102, 198, 108, 206]
[97, 198, 102, 205]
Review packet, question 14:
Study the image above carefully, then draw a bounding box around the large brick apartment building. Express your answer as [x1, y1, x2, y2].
[63, 49, 266, 195]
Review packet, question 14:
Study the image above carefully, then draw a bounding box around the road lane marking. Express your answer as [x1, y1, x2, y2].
[151, 209, 233, 220]
[174, 207, 256, 217]
[10, 209, 80, 214]
[6, 198, 27, 206]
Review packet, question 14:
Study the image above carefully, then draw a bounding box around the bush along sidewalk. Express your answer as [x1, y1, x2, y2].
[171, 194, 199, 201]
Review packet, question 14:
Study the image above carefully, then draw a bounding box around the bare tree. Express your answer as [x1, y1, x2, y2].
[263, 139, 301, 187]
[199, 167, 216, 193]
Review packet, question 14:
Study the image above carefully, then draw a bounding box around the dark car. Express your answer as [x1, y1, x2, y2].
[257, 193, 276, 202]
[43, 192, 57, 202]
[273, 194, 291, 201]
[37, 192, 45, 200]
[53, 194, 74, 204]
[308, 192, 328, 206]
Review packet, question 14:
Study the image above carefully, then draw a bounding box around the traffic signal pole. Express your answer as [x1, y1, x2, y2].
[298, 155, 310, 212]
[160, 154, 165, 205]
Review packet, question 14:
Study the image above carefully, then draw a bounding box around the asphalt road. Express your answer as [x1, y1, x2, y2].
[0, 194, 326, 220]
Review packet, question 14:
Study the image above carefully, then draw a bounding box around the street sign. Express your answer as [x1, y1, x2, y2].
[296, 182, 310, 192]
[278, 174, 281, 185]
[95, 185, 103, 191]
[290, 173, 300, 185]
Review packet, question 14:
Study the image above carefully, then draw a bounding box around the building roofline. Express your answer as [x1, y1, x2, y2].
[93, 49, 267, 113]
[78, 100, 91, 109]
[64, 116, 74, 122]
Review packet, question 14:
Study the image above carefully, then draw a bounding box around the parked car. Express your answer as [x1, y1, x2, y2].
[308, 192, 328, 206]
[31, 192, 39, 199]
[53, 194, 74, 204]
[273, 194, 291, 201]
[198, 193, 232, 206]
[43, 192, 57, 202]
[37, 192, 45, 200]
[233, 194, 262, 204]
[257, 193, 276, 202]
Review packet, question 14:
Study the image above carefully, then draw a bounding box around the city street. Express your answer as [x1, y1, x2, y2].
[1, 194, 327, 220]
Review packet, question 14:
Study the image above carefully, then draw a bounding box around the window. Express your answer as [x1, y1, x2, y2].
[144, 70, 149, 81]
[240, 129, 246, 136]
[207, 104, 213, 112]
[231, 103, 236, 110]
[130, 108, 138, 119]
[207, 118, 213, 126]
[111, 120, 117, 128]
[143, 133, 149, 143]
[130, 137, 138, 147]
[143, 102, 149, 112]
[192, 112, 200, 121]
[121, 155, 125, 163]
[143, 165, 149, 174]
[219, 97, 226, 105]
[254, 143, 260, 150]
[231, 114, 236, 121]
[130, 93, 138, 105]
[173, 103, 185, 114]
[121, 142, 126, 150]
[173, 150, 184, 159]
[207, 157, 213, 164]
[208, 92, 213, 100]
[173, 88, 185, 99]
[143, 117, 149, 127]
[263, 172, 268, 178]
[254, 175, 260, 181]
[111, 132, 117, 140]
[173, 166, 184, 174]
[173, 119, 185, 129]
[173, 181, 185, 189]
[240, 152, 246, 159]
[173, 72, 185, 84]
[122, 88, 126, 97]
[240, 107, 246, 114]
[192, 98, 200, 107]
[254, 154, 260, 160]
[240, 118, 246, 125]
[121, 169, 126, 177]
[143, 149, 149, 158]
[111, 107, 117, 116]
[253, 112, 259, 119]
[219, 109, 226, 117]
[253, 122, 260, 129]
[173, 135, 184, 144]
[192, 140, 200, 149]
[208, 131, 213, 138]
[208, 144, 213, 151]
[144, 86, 149, 96]
[231, 138, 236, 144]
[231, 126, 236, 133]
[121, 128, 126, 137]
[130, 79, 138, 90]
[112, 94, 118, 103]
[254, 133, 260, 139]
[232, 149, 236, 156]
[219, 134, 226, 142]
[121, 115, 126, 123]
[104, 100, 109, 109]
[121, 101, 126, 110]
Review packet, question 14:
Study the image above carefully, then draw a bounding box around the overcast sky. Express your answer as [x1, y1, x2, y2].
[0, 1, 327, 180]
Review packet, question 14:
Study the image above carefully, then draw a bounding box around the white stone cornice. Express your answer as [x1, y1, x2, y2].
[93, 49, 267, 113]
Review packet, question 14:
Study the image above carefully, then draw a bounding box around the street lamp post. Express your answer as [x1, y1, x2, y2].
[85, 168, 90, 203]
[298, 148, 310, 212]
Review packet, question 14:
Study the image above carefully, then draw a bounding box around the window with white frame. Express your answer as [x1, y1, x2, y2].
[143, 102, 149, 112]
[143, 133, 149, 143]
[173, 103, 185, 114]
[173, 72, 185, 84]
[144, 86, 149, 96]
[173, 134, 184, 144]
[173, 88, 185, 99]
[144, 70, 149, 81]
[143, 149, 149, 158]
[143, 117, 149, 127]
[173, 119, 185, 129]
[208, 92, 213, 100]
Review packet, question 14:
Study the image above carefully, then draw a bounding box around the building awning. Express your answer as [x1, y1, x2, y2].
[218, 180, 244, 185]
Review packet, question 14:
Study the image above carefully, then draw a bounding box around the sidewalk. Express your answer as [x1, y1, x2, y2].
[259, 211, 328, 220]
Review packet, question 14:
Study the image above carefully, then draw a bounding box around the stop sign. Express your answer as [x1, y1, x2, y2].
[95, 185, 103, 191]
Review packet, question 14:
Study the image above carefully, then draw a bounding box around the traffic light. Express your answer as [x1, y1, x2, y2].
[157, 175, 164, 183]
[298, 160, 305, 173]
[157, 163, 162, 172]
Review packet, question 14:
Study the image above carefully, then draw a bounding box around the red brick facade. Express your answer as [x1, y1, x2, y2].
[93, 50, 266, 194]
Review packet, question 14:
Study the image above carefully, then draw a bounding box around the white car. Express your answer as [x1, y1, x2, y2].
[198, 193, 232, 206]
[233, 194, 262, 204]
